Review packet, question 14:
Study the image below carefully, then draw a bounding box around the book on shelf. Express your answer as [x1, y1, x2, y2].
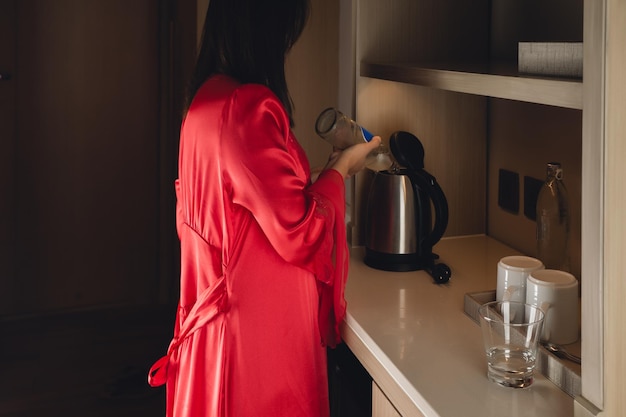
[518, 42, 583, 78]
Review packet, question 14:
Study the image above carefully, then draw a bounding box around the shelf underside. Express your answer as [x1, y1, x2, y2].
[360, 61, 583, 110]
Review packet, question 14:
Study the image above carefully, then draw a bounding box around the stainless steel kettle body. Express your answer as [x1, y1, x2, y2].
[365, 171, 418, 256]
[363, 131, 449, 274]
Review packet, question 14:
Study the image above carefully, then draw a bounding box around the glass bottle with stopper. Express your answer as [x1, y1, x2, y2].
[536, 162, 570, 271]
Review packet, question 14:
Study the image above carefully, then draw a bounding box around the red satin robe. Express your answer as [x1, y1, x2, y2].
[149, 74, 348, 417]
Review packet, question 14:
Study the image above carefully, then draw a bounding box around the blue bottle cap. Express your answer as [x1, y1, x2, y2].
[360, 126, 374, 142]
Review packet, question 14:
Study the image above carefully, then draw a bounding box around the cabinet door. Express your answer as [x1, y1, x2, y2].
[0, 0, 17, 310]
[2, 0, 166, 314]
[372, 382, 405, 417]
[328, 343, 373, 417]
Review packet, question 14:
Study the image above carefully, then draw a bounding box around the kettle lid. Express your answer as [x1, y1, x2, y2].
[389, 131, 425, 170]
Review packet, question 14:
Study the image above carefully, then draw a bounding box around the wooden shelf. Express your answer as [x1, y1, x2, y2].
[360, 61, 583, 110]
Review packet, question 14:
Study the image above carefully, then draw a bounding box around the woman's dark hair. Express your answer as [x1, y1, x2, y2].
[187, 0, 310, 126]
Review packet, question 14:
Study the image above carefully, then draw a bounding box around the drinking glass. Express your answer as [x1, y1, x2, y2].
[478, 301, 545, 388]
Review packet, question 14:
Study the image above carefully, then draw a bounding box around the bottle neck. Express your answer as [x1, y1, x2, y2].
[546, 164, 563, 182]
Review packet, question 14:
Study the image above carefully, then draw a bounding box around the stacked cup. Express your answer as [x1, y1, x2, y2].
[496, 256, 545, 307]
[526, 269, 579, 345]
[495, 255, 579, 344]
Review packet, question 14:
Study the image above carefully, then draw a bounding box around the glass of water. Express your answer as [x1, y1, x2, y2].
[478, 301, 545, 388]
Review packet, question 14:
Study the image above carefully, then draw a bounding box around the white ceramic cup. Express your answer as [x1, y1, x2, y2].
[496, 255, 545, 304]
[526, 269, 579, 345]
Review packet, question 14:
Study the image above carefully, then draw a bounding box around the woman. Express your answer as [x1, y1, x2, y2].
[148, 0, 380, 416]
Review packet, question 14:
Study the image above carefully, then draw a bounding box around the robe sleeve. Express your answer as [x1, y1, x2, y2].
[221, 85, 347, 346]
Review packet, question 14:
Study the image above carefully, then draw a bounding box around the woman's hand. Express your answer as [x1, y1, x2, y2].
[324, 136, 382, 179]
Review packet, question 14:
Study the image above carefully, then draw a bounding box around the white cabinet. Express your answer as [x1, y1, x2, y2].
[340, 0, 626, 414]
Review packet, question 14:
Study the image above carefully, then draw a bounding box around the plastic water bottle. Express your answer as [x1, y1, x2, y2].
[536, 162, 570, 271]
[314, 108, 394, 171]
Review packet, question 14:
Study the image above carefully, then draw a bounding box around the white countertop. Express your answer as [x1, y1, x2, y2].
[341, 235, 574, 417]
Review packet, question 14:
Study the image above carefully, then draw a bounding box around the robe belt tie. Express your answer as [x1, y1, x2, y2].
[148, 276, 228, 387]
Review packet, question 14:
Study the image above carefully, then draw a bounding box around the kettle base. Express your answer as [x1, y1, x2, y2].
[364, 248, 434, 272]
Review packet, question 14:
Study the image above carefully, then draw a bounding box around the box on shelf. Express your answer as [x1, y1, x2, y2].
[518, 42, 583, 78]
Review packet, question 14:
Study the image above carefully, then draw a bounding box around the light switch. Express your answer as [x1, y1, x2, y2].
[524, 176, 544, 221]
[498, 169, 519, 214]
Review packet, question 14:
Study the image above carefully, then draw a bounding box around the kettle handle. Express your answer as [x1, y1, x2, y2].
[407, 169, 449, 248]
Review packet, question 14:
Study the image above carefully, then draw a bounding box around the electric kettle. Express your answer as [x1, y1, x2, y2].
[364, 131, 451, 283]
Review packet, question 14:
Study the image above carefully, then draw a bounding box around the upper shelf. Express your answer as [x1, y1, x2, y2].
[360, 61, 583, 110]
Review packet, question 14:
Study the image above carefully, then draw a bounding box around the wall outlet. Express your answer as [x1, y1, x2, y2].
[524, 176, 544, 220]
[498, 169, 519, 214]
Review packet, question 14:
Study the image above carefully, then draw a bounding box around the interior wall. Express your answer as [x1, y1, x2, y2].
[196, 0, 208, 46]
[348, 0, 584, 277]
[487, 100, 582, 279]
[487, 0, 584, 279]
[353, 0, 491, 245]
[490, 0, 583, 60]
[287, 0, 340, 170]
[355, 81, 488, 239]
